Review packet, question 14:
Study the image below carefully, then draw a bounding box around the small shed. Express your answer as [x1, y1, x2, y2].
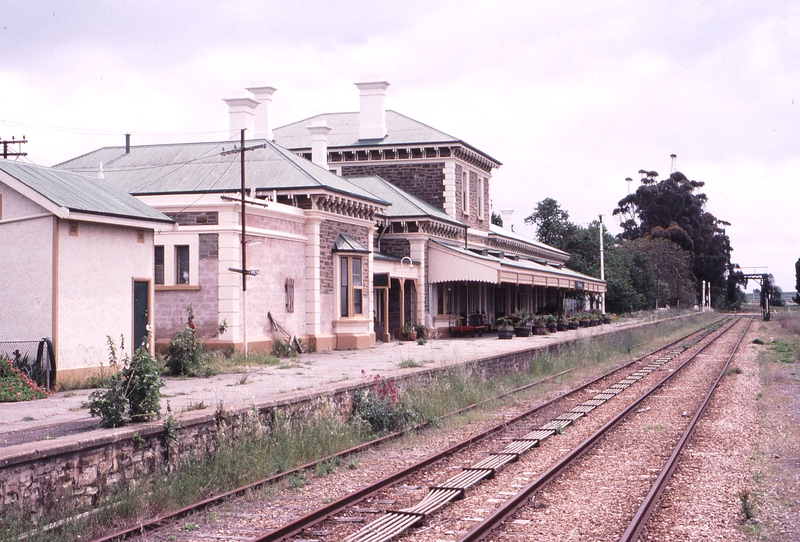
[0, 161, 173, 384]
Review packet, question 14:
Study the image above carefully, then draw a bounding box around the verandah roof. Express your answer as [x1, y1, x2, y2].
[428, 240, 605, 293]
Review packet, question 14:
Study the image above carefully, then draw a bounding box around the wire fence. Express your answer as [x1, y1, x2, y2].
[0, 338, 55, 389]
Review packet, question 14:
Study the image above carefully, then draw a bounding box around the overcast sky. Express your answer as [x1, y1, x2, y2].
[2, 1, 798, 294]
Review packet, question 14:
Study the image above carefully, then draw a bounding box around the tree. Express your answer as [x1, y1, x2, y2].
[623, 238, 697, 309]
[524, 198, 577, 250]
[491, 212, 503, 227]
[612, 170, 733, 304]
[794, 258, 800, 304]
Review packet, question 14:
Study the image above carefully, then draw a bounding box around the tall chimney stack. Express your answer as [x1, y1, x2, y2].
[222, 96, 259, 138]
[355, 80, 389, 140]
[306, 122, 332, 168]
[246, 85, 277, 140]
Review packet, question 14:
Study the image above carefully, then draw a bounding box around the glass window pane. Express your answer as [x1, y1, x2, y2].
[154, 246, 164, 285]
[176, 246, 189, 284]
[352, 257, 362, 287]
[353, 288, 362, 315]
[341, 258, 349, 317]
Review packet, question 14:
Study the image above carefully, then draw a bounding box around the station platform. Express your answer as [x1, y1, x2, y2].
[1, 319, 651, 449]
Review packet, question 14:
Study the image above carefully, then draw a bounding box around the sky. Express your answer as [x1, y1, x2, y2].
[2, 1, 798, 293]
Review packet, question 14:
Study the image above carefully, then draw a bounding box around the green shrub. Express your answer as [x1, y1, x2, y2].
[271, 334, 296, 358]
[164, 327, 209, 376]
[0, 358, 49, 402]
[89, 343, 164, 428]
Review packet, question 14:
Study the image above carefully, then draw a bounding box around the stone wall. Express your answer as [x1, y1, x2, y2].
[341, 162, 446, 211]
[319, 219, 370, 295]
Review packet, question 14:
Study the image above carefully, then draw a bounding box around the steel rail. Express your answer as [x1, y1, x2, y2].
[619, 316, 754, 541]
[458, 316, 743, 542]
[263, 318, 728, 542]
[90, 316, 724, 542]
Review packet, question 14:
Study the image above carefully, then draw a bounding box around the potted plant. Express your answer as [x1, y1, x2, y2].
[557, 316, 569, 332]
[533, 316, 548, 335]
[403, 322, 417, 341]
[546, 314, 557, 333]
[414, 323, 427, 339]
[603, 314, 612, 324]
[568, 316, 579, 330]
[513, 309, 533, 337]
[496, 316, 515, 339]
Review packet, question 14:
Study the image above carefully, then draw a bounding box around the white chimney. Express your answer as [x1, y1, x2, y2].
[355, 80, 389, 140]
[306, 122, 332, 168]
[246, 85, 277, 140]
[498, 208, 514, 228]
[222, 96, 259, 138]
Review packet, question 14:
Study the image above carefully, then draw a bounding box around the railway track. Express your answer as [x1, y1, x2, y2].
[457, 315, 752, 541]
[93, 317, 730, 542]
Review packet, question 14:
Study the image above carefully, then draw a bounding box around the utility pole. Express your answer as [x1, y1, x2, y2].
[1, 136, 28, 159]
[599, 214, 605, 314]
[221, 129, 265, 355]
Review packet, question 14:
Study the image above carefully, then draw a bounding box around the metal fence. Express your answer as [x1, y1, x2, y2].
[0, 338, 55, 390]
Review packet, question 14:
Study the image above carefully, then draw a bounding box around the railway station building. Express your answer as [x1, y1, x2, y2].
[56, 80, 604, 354]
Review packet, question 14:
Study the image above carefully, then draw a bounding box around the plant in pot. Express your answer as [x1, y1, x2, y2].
[556, 316, 569, 332]
[567, 315, 580, 330]
[513, 309, 533, 337]
[533, 316, 548, 335]
[496, 316, 515, 339]
[403, 322, 417, 341]
[414, 323, 427, 339]
[546, 314, 558, 333]
[603, 314, 612, 324]
[578, 313, 590, 327]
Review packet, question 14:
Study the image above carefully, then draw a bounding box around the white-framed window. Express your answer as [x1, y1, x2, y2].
[462, 170, 470, 215]
[339, 255, 364, 317]
[477, 176, 485, 220]
[153, 233, 199, 288]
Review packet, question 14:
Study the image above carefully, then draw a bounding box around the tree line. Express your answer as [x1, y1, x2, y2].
[520, 170, 750, 313]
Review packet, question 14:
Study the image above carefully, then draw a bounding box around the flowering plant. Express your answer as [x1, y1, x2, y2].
[0, 358, 49, 402]
[352, 371, 415, 436]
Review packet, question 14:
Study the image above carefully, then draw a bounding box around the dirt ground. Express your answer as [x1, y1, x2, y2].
[747, 312, 800, 540]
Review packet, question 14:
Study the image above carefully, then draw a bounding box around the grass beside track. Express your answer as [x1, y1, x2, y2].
[0, 312, 719, 542]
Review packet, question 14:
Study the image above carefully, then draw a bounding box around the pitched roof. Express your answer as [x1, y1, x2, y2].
[0, 160, 173, 224]
[54, 140, 389, 205]
[343, 175, 464, 226]
[273, 110, 502, 166]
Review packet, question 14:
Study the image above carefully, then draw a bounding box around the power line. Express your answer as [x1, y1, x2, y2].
[0, 119, 228, 138]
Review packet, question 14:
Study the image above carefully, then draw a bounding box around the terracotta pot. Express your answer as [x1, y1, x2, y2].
[405, 331, 417, 341]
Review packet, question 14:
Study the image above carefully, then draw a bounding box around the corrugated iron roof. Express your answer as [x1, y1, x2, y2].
[54, 139, 389, 206]
[0, 160, 173, 223]
[344, 175, 463, 226]
[332, 233, 370, 253]
[273, 110, 502, 166]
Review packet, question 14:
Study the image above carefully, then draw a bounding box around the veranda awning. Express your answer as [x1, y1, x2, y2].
[428, 241, 500, 284]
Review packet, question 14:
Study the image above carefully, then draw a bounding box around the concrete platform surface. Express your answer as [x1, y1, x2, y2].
[0, 321, 647, 448]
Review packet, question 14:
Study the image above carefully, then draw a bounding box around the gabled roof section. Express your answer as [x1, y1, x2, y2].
[0, 160, 173, 224]
[273, 110, 502, 167]
[344, 175, 464, 227]
[54, 140, 389, 206]
[332, 233, 370, 253]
